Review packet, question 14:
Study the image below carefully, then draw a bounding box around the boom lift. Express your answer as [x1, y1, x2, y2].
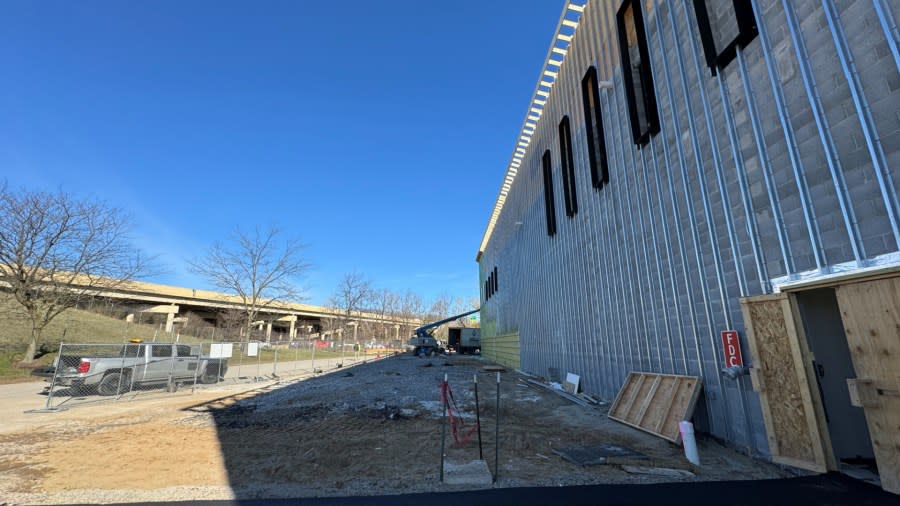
[407, 308, 479, 357]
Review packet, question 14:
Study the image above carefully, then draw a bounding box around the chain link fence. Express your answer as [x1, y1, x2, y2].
[36, 338, 404, 410]
[3, 298, 409, 408]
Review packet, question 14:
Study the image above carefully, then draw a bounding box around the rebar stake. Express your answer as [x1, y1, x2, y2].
[494, 371, 500, 484]
[440, 373, 448, 482]
[474, 374, 483, 460]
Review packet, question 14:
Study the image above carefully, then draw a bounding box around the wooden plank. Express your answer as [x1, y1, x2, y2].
[654, 378, 681, 433]
[836, 277, 900, 494]
[739, 294, 830, 472]
[662, 377, 702, 441]
[635, 375, 662, 426]
[617, 373, 646, 420]
[608, 373, 634, 420]
[608, 372, 702, 443]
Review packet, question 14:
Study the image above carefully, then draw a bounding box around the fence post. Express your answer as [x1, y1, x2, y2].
[273, 345, 278, 378]
[45, 342, 63, 410]
[255, 341, 261, 381]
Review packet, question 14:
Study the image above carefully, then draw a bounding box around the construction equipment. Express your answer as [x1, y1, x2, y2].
[407, 308, 479, 357]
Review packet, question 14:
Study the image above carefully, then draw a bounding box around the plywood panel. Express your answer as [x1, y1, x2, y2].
[740, 294, 832, 472]
[608, 372, 702, 443]
[835, 278, 900, 494]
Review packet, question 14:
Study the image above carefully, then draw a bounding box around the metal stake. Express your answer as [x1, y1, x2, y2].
[440, 373, 448, 482]
[494, 371, 500, 483]
[474, 374, 483, 460]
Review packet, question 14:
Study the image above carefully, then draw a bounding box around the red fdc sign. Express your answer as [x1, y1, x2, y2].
[721, 330, 744, 368]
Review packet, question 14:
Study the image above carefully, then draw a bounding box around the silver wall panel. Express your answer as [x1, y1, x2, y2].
[479, 0, 899, 456]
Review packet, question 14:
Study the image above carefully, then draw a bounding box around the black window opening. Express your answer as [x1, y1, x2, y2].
[616, 0, 660, 146]
[493, 266, 498, 293]
[692, 0, 757, 75]
[558, 116, 578, 217]
[581, 67, 610, 189]
[542, 150, 557, 237]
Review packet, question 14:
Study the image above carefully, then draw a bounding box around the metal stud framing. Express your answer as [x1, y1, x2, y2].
[477, 0, 900, 454]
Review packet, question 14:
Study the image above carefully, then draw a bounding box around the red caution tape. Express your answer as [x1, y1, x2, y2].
[440, 380, 479, 446]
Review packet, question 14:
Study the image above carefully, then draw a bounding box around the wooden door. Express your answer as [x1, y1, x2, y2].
[740, 293, 834, 472]
[835, 277, 900, 494]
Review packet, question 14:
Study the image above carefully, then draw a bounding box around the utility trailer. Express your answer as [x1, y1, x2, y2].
[447, 327, 480, 354]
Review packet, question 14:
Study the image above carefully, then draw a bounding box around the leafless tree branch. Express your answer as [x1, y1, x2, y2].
[0, 182, 152, 361]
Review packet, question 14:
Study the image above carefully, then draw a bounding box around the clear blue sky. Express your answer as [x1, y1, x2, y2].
[0, 0, 565, 306]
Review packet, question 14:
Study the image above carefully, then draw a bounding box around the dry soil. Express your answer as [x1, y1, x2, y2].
[0, 354, 790, 504]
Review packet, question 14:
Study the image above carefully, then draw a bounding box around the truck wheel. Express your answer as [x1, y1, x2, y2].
[98, 372, 129, 396]
[200, 367, 219, 384]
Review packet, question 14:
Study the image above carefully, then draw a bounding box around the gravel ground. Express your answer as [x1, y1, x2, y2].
[0, 354, 790, 504]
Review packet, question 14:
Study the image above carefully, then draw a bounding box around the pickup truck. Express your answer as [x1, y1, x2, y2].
[51, 342, 228, 396]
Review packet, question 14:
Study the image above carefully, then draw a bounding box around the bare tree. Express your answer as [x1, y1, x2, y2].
[217, 308, 247, 341]
[330, 271, 373, 321]
[189, 226, 309, 343]
[399, 289, 425, 338]
[426, 293, 452, 322]
[372, 287, 398, 340]
[0, 183, 150, 362]
[329, 272, 373, 355]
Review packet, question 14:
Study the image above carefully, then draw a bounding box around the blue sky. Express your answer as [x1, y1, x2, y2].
[0, 0, 565, 306]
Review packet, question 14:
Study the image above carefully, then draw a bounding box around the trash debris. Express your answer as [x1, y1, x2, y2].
[564, 373, 581, 394]
[522, 378, 596, 407]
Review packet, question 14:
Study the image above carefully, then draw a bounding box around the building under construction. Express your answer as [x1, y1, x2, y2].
[476, 0, 900, 493]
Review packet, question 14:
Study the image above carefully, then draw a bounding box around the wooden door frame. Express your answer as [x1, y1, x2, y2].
[773, 270, 900, 471]
[740, 292, 837, 472]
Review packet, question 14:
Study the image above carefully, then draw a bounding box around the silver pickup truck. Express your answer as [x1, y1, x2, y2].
[52, 342, 228, 396]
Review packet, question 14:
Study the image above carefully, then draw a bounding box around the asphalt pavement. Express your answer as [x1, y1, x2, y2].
[74, 473, 899, 506]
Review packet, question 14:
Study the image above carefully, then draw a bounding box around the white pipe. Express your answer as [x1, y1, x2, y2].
[679, 421, 700, 466]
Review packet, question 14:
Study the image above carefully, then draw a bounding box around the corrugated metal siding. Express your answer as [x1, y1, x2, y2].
[481, 332, 521, 370]
[478, 0, 900, 455]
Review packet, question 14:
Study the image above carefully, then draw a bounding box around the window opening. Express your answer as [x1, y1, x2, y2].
[616, 0, 660, 145]
[692, 0, 758, 74]
[542, 150, 558, 236]
[559, 116, 579, 217]
[581, 67, 610, 189]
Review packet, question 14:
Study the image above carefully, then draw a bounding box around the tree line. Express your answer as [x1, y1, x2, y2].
[0, 183, 475, 362]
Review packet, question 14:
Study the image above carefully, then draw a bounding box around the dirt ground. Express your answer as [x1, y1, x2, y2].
[0, 354, 791, 504]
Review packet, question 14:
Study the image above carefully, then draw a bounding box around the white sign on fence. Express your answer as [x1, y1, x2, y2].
[209, 343, 233, 359]
[247, 342, 259, 357]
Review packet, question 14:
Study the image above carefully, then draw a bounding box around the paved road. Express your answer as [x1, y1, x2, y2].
[75, 473, 899, 506]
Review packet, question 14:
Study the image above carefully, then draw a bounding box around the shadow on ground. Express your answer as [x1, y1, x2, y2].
[179, 355, 898, 506]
